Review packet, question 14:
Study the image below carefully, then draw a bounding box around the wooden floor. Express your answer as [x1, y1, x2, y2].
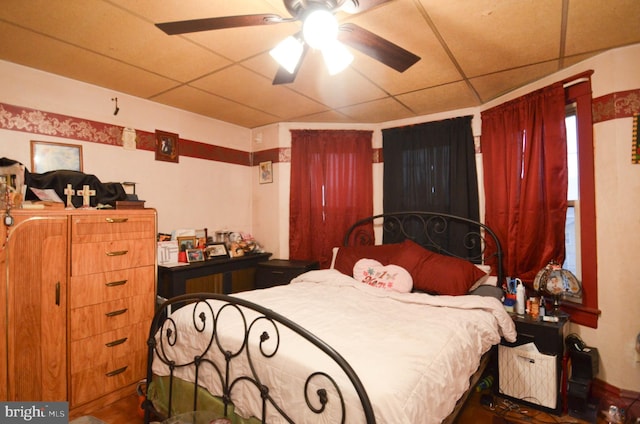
[86, 389, 607, 424]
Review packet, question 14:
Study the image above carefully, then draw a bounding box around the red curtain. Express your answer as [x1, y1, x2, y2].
[289, 130, 373, 268]
[481, 82, 568, 283]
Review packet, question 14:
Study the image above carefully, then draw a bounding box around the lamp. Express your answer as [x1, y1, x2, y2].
[533, 260, 582, 314]
[269, 7, 353, 76]
[321, 39, 354, 75]
[269, 36, 304, 74]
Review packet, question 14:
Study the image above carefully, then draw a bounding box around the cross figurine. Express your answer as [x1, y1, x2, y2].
[76, 184, 96, 209]
[63, 183, 75, 209]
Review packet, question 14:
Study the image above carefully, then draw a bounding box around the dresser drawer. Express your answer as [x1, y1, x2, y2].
[70, 294, 154, 341]
[70, 320, 149, 374]
[71, 239, 155, 275]
[71, 213, 156, 243]
[70, 347, 147, 406]
[70, 266, 155, 308]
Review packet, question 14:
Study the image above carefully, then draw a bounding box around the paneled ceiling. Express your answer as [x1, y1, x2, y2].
[1, 0, 639, 128]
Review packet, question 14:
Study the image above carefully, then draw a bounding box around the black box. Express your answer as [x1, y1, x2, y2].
[570, 347, 599, 380]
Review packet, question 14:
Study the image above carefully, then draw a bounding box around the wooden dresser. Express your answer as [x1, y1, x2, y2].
[0, 208, 156, 415]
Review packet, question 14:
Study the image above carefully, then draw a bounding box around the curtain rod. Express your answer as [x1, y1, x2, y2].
[563, 77, 590, 88]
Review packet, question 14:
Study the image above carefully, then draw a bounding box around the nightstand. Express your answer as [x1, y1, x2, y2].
[255, 259, 320, 289]
[497, 313, 569, 415]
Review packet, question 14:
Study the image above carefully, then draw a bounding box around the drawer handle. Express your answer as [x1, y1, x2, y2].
[55, 281, 61, 306]
[105, 279, 128, 287]
[106, 366, 128, 377]
[105, 337, 128, 347]
[271, 271, 285, 275]
[105, 308, 128, 317]
[106, 250, 129, 257]
[106, 217, 129, 223]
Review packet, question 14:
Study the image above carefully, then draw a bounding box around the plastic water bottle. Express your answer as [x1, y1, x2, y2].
[516, 280, 525, 315]
[476, 375, 494, 391]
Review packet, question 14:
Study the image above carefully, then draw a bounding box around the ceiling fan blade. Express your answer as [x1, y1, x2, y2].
[342, 0, 393, 13]
[338, 23, 420, 72]
[272, 44, 309, 85]
[156, 14, 287, 35]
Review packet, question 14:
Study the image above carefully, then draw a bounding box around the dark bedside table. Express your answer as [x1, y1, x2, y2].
[255, 259, 320, 289]
[497, 313, 569, 415]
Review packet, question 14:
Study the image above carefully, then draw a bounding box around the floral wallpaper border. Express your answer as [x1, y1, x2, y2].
[0, 102, 250, 166]
[3, 89, 638, 167]
[592, 89, 640, 123]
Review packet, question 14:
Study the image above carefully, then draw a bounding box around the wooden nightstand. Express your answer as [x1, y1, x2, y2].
[497, 313, 569, 415]
[255, 259, 320, 289]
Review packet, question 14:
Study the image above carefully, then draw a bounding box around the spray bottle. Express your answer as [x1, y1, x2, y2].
[516, 279, 526, 315]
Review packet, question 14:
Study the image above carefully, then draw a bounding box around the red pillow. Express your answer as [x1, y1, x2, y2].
[333, 243, 400, 276]
[388, 239, 486, 295]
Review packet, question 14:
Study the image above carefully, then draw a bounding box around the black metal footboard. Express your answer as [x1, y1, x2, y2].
[144, 293, 376, 424]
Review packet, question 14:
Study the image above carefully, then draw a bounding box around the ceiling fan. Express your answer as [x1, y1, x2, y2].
[155, 0, 420, 85]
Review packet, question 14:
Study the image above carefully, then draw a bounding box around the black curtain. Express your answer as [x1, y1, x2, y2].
[382, 116, 480, 256]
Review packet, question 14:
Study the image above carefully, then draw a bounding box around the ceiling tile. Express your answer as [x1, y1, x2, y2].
[565, 0, 640, 55]
[338, 97, 417, 123]
[470, 61, 561, 103]
[0, 23, 179, 98]
[153, 85, 280, 128]
[397, 81, 480, 115]
[190, 65, 329, 120]
[420, 0, 562, 77]
[0, 0, 638, 128]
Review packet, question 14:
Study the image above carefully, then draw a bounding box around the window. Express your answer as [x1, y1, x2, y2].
[564, 107, 578, 276]
[562, 73, 599, 328]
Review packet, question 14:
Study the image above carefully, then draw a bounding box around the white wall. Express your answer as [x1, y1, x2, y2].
[0, 60, 253, 235]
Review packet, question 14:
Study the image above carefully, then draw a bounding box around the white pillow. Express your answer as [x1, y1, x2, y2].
[468, 264, 496, 292]
[353, 259, 413, 293]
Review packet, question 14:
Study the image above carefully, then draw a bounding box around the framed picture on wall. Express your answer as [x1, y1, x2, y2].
[155, 130, 179, 163]
[30, 140, 83, 173]
[259, 161, 273, 184]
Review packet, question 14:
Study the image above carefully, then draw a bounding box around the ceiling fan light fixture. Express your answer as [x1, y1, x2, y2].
[302, 9, 338, 49]
[270, 35, 304, 74]
[322, 40, 353, 75]
[340, 0, 359, 14]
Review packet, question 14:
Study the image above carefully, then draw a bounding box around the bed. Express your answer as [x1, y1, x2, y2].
[144, 211, 517, 424]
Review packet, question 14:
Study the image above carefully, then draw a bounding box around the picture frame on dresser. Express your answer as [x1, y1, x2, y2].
[177, 236, 196, 252]
[205, 242, 229, 259]
[186, 248, 205, 263]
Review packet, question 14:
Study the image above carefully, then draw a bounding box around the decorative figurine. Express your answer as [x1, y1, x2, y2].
[64, 183, 75, 209]
[76, 184, 96, 209]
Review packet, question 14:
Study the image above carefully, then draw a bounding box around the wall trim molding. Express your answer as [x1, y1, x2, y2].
[593, 88, 640, 123]
[0, 102, 250, 166]
[3, 90, 639, 167]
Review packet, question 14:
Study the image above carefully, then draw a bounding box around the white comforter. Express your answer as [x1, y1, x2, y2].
[153, 269, 516, 424]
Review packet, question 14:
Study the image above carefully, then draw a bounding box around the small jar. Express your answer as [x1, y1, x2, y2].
[530, 297, 540, 319]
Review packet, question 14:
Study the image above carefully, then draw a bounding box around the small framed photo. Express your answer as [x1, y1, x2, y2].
[186, 248, 205, 263]
[205, 242, 229, 259]
[259, 161, 273, 184]
[155, 130, 179, 163]
[31, 140, 83, 173]
[177, 236, 196, 251]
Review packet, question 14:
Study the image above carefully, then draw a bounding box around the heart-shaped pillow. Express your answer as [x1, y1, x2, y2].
[353, 259, 413, 293]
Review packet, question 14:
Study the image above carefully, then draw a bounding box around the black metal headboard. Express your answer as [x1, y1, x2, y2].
[343, 211, 504, 285]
